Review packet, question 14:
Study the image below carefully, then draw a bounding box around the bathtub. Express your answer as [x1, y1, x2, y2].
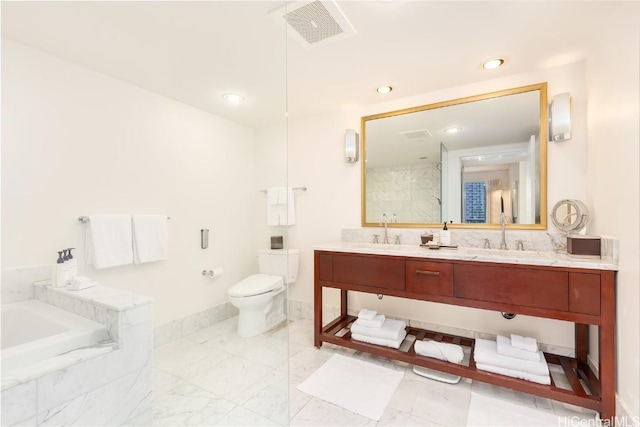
[1, 299, 110, 373]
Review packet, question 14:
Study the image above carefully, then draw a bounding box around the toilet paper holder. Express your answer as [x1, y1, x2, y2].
[202, 268, 223, 279]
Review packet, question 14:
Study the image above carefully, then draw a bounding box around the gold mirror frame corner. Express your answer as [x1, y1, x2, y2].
[361, 82, 549, 231]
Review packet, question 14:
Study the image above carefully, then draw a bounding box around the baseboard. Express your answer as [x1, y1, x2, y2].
[153, 301, 238, 348]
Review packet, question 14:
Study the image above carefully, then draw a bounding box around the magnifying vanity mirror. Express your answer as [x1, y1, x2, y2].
[361, 83, 548, 229]
[550, 199, 589, 233]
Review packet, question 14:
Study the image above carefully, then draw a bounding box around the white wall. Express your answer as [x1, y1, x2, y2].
[585, 6, 640, 418]
[272, 62, 589, 350]
[1, 40, 269, 325]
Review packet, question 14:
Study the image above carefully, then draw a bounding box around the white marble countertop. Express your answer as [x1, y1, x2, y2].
[313, 242, 618, 271]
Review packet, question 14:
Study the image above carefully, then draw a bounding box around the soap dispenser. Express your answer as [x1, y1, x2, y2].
[440, 222, 451, 246]
[53, 250, 67, 288]
[65, 248, 78, 285]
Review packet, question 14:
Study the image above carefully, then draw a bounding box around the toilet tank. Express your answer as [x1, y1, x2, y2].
[258, 249, 300, 284]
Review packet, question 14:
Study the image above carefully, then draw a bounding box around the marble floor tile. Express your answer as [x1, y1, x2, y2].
[151, 372, 235, 426]
[376, 407, 445, 427]
[190, 355, 274, 403]
[154, 338, 234, 381]
[387, 373, 472, 425]
[290, 398, 377, 427]
[148, 315, 596, 427]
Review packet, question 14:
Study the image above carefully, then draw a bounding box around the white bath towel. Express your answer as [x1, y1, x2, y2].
[415, 340, 464, 364]
[358, 309, 377, 320]
[496, 335, 541, 362]
[474, 338, 549, 377]
[350, 318, 406, 341]
[511, 334, 539, 352]
[132, 215, 168, 264]
[354, 315, 385, 328]
[86, 215, 133, 270]
[284, 187, 296, 225]
[475, 363, 551, 385]
[351, 330, 407, 350]
[266, 186, 296, 226]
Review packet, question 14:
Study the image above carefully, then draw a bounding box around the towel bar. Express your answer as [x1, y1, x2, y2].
[78, 216, 171, 223]
[260, 186, 307, 193]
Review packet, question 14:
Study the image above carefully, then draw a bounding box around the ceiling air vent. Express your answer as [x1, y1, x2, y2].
[399, 129, 433, 140]
[269, 1, 356, 49]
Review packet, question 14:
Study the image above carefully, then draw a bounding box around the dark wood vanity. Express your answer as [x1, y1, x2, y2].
[314, 249, 617, 420]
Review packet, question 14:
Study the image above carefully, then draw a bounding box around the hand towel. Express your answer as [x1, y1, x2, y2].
[86, 215, 133, 270]
[267, 187, 280, 205]
[351, 330, 407, 349]
[267, 187, 281, 226]
[354, 315, 385, 328]
[511, 334, 539, 352]
[496, 335, 541, 362]
[358, 309, 377, 320]
[350, 318, 406, 341]
[132, 215, 168, 264]
[415, 340, 464, 364]
[285, 187, 296, 225]
[475, 363, 551, 385]
[474, 338, 549, 376]
[265, 186, 296, 226]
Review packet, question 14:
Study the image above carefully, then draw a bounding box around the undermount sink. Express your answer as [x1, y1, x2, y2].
[462, 248, 550, 259]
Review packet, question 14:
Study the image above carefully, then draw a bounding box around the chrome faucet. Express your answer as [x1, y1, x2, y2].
[499, 212, 508, 250]
[380, 213, 389, 244]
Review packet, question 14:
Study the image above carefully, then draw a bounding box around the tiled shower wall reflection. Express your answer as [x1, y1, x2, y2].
[366, 162, 441, 223]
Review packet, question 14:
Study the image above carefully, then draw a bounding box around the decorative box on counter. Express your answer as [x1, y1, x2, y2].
[567, 235, 601, 256]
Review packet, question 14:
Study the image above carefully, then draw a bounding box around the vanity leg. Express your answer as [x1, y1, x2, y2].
[575, 323, 589, 366]
[314, 284, 322, 348]
[599, 271, 616, 421]
[341, 289, 348, 318]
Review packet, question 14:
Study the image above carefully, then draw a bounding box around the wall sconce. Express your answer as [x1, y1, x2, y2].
[345, 129, 359, 163]
[549, 92, 572, 142]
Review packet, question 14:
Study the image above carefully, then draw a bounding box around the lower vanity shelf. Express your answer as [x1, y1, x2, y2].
[320, 314, 601, 413]
[314, 249, 617, 420]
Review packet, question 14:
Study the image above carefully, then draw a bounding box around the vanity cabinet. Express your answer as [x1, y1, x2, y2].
[314, 250, 617, 420]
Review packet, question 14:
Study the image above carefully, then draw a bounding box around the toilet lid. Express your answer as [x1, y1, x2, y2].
[228, 274, 283, 297]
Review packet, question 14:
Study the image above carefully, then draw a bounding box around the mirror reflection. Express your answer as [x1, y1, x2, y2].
[362, 83, 547, 229]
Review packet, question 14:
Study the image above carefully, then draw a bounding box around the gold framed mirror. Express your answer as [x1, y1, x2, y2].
[361, 83, 547, 229]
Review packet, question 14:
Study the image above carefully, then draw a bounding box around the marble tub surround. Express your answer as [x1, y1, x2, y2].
[1, 265, 52, 304]
[34, 282, 153, 343]
[154, 301, 239, 348]
[2, 284, 153, 426]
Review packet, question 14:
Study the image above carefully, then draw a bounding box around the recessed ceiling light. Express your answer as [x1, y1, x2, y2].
[222, 93, 244, 104]
[482, 58, 505, 70]
[444, 127, 462, 134]
[376, 85, 393, 94]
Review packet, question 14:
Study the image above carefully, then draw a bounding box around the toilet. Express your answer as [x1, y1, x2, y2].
[228, 249, 299, 337]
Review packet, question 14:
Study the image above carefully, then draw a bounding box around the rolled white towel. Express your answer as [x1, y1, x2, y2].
[351, 329, 407, 349]
[474, 338, 549, 377]
[350, 318, 406, 341]
[358, 309, 377, 321]
[475, 363, 550, 385]
[415, 340, 464, 364]
[510, 334, 539, 352]
[496, 335, 541, 362]
[354, 315, 385, 328]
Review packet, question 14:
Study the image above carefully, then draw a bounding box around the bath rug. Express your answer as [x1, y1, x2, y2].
[467, 391, 562, 426]
[297, 354, 404, 421]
